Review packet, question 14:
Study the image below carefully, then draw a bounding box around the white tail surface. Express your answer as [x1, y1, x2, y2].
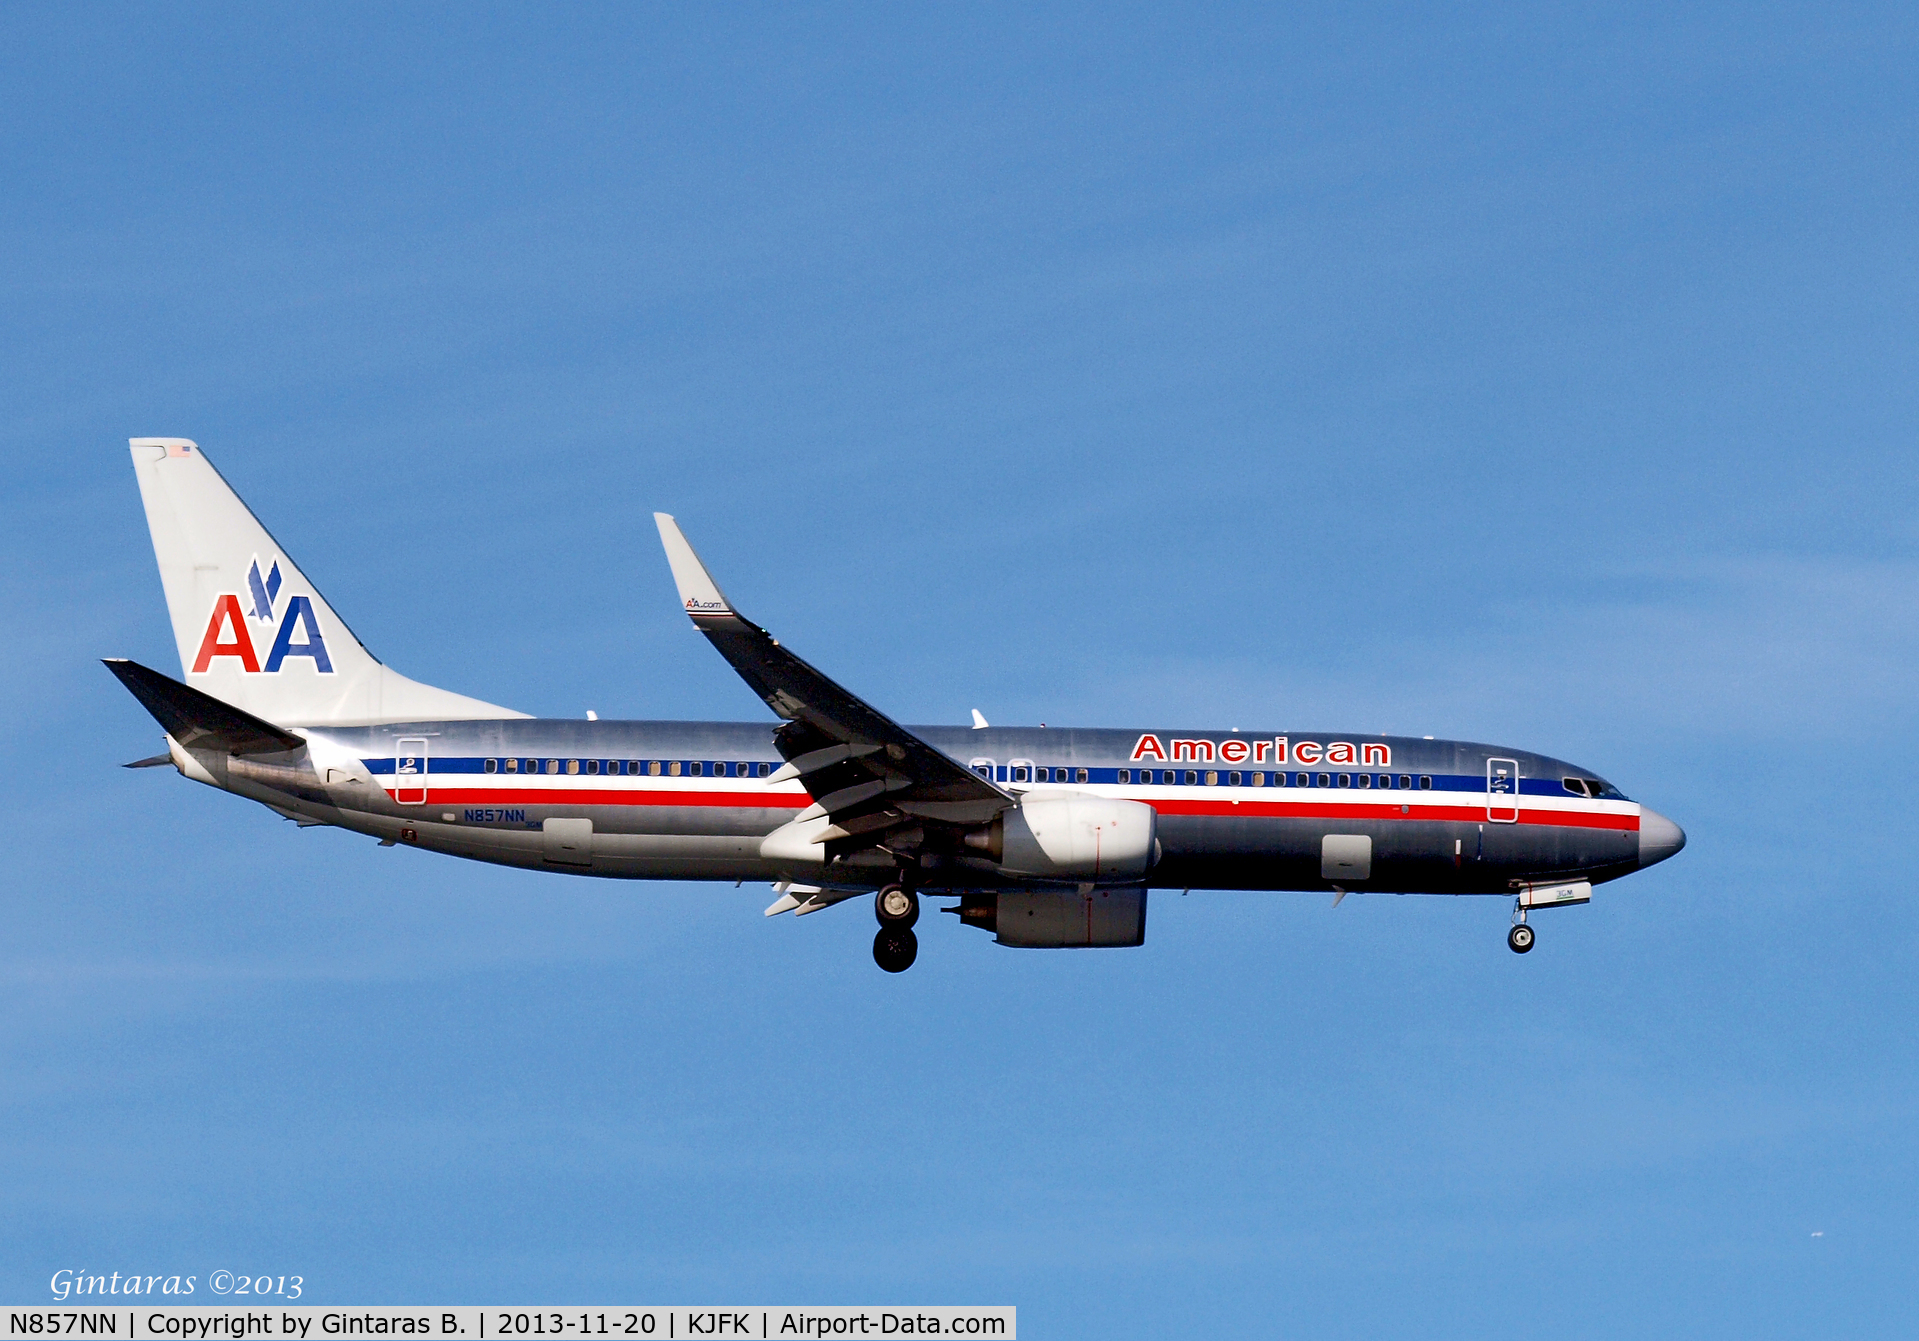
[129, 438, 526, 726]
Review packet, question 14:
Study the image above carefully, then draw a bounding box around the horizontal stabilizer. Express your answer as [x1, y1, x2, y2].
[103, 658, 305, 755]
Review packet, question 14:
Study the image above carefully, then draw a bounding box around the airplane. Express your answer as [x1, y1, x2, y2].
[106, 438, 1685, 971]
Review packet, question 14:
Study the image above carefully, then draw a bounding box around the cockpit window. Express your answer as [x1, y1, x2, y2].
[1566, 775, 1628, 800]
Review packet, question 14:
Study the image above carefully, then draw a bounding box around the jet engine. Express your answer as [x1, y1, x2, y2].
[964, 794, 1157, 880]
[952, 888, 1150, 947]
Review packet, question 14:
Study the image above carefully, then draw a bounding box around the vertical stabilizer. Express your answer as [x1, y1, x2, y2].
[128, 439, 526, 725]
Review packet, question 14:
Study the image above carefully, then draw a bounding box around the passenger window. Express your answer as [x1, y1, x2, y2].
[1357, 773, 1372, 789]
[1337, 773, 1351, 788]
[758, 762, 772, 777]
[504, 757, 519, 773]
[1250, 771, 1264, 787]
[484, 758, 497, 773]
[1118, 768, 1132, 784]
[1184, 770, 1198, 785]
[692, 761, 705, 776]
[1228, 771, 1242, 786]
[586, 760, 600, 775]
[667, 761, 681, 776]
[1013, 766, 1030, 782]
[1419, 775, 1432, 789]
[1205, 771, 1218, 785]
[564, 759, 578, 775]
[1317, 773, 1330, 787]
[1077, 768, 1089, 783]
[1397, 775, 1410, 789]
[649, 761, 663, 776]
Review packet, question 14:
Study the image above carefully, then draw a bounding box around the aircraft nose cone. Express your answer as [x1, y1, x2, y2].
[1638, 808, 1686, 867]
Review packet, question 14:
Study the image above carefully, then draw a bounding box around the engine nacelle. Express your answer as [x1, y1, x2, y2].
[968, 794, 1158, 880]
[993, 888, 1148, 948]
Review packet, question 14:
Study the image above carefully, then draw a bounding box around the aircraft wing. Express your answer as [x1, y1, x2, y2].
[654, 515, 1012, 841]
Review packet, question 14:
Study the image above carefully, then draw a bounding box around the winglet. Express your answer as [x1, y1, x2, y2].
[653, 514, 734, 619]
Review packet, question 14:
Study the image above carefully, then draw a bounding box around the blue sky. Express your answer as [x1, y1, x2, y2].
[3, 3, 1916, 1334]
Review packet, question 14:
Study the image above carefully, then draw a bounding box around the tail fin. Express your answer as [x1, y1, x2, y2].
[128, 438, 526, 725]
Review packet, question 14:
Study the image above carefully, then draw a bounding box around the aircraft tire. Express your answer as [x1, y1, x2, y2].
[875, 884, 919, 929]
[1507, 924, 1535, 954]
[874, 926, 918, 973]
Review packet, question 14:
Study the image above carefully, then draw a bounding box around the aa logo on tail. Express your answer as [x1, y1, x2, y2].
[190, 555, 334, 674]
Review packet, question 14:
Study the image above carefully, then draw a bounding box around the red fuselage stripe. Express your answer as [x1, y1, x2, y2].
[388, 788, 1639, 830]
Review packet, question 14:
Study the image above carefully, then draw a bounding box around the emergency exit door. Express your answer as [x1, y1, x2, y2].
[1486, 757, 1519, 823]
[395, 738, 428, 805]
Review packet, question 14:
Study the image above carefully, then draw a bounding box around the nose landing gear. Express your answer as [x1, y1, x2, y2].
[1508, 900, 1534, 954]
[873, 882, 920, 971]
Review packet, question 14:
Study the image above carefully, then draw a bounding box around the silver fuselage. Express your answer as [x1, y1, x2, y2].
[196, 720, 1677, 895]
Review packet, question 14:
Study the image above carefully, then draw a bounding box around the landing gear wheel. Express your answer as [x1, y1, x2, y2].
[876, 884, 919, 929]
[1508, 923, 1535, 954]
[874, 926, 918, 973]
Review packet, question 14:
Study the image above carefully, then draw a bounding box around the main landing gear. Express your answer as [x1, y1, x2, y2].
[873, 882, 920, 973]
[1508, 902, 1534, 954]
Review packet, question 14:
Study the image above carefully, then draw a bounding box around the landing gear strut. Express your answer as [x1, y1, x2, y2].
[873, 882, 920, 971]
[1508, 902, 1534, 954]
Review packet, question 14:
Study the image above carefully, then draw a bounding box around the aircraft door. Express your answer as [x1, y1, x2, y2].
[395, 738, 428, 805]
[1486, 757, 1519, 823]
